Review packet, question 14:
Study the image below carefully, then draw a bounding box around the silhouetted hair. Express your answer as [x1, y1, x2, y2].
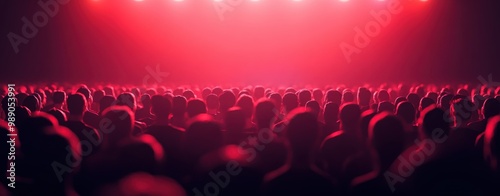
[419, 105, 450, 138]
[283, 92, 299, 113]
[236, 95, 254, 119]
[67, 93, 87, 116]
[116, 92, 137, 112]
[23, 95, 40, 112]
[255, 99, 277, 129]
[151, 95, 171, 118]
[396, 101, 416, 125]
[186, 98, 207, 118]
[52, 91, 66, 104]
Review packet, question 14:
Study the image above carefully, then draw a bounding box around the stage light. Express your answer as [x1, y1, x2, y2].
[134, 0, 144, 2]
[339, 0, 349, 2]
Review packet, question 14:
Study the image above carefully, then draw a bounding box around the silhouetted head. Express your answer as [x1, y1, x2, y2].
[378, 101, 395, 113]
[99, 95, 116, 115]
[377, 90, 390, 103]
[483, 98, 500, 120]
[269, 93, 282, 111]
[219, 90, 236, 114]
[325, 89, 342, 105]
[140, 94, 152, 108]
[358, 87, 372, 106]
[23, 95, 40, 112]
[286, 112, 319, 160]
[255, 99, 277, 129]
[484, 115, 500, 172]
[67, 93, 87, 116]
[206, 94, 219, 111]
[426, 92, 439, 103]
[419, 106, 450, 139]
[172, 96, 187, 116]
[236, 95, 254, 119]
[186, 98, 207, 118]
[131, 88, 141, 99]
[254, 86, 265, 100]
[406, 93, 420, 110]
[342, 90, 354, 104]
[457, 88, 469, 97]
[323, 102, 339, 127]
[283, 92, 299, 113]
[305, 100, 321, 118]
[101, 105, 135, 142]
[419, 97, 435, 111]
[368, 112, 406, 170]
[298, 89, 312, 106]
[394, 96, 407, 107]
[52, 91, 66, 105]
[182, 90, 195, 100]
[77, 86, 92, 104]
[151, 95, 171, 119]
[16, 93, 29, 106]
[415, 86, 426, 98]
[202, 88, 212, 100]
[104, 86, 115, 97]
[313, 89, 324, 103]
[339, 103, 361, 130]
[116, 93, 137, 112]
[396, 101, 416, 125]
[439, 94, 453, 110]
[224, 107, 246, 132]
[18, 112, 59, 156]
[185, 114, 223, 156]
[14, 106, 31, 125]
[450, 98, 476, 127]
[93, 90, 105, 105]
[212, 87, 223, 96]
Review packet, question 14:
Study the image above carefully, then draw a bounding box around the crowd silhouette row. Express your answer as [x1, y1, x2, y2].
[1, 83, 500, 196]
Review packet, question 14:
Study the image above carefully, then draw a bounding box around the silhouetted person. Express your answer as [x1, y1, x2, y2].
[171, 95, 187, 128]
[325, 89, 342, 106]
[75, 106, 164, 196]
[146, 95, 185, 180]
[323, 102, 339, 138]
[468, 98, 500, 133]
[16, 113, 81, 196]
[351, 112, 406, 195]
[236, 95, 257, 130]
[186, 98, 207, 118]
[218, 90, 236, 121]
[99, 95, 116, 116]
[206, 94, 219, 116]
[63, 93, 101, 156]
[298, 89, 312, 107]
[342, 90, 354, 104]
[262, 112, 337, 196]
[22, 95, 40, 112]
[378, 101, 395, 113]
[358, 87, 372, 112]
[136, 94, 153, 122]
[321, 103, 363, 182]
[282, 92, 299, 115]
